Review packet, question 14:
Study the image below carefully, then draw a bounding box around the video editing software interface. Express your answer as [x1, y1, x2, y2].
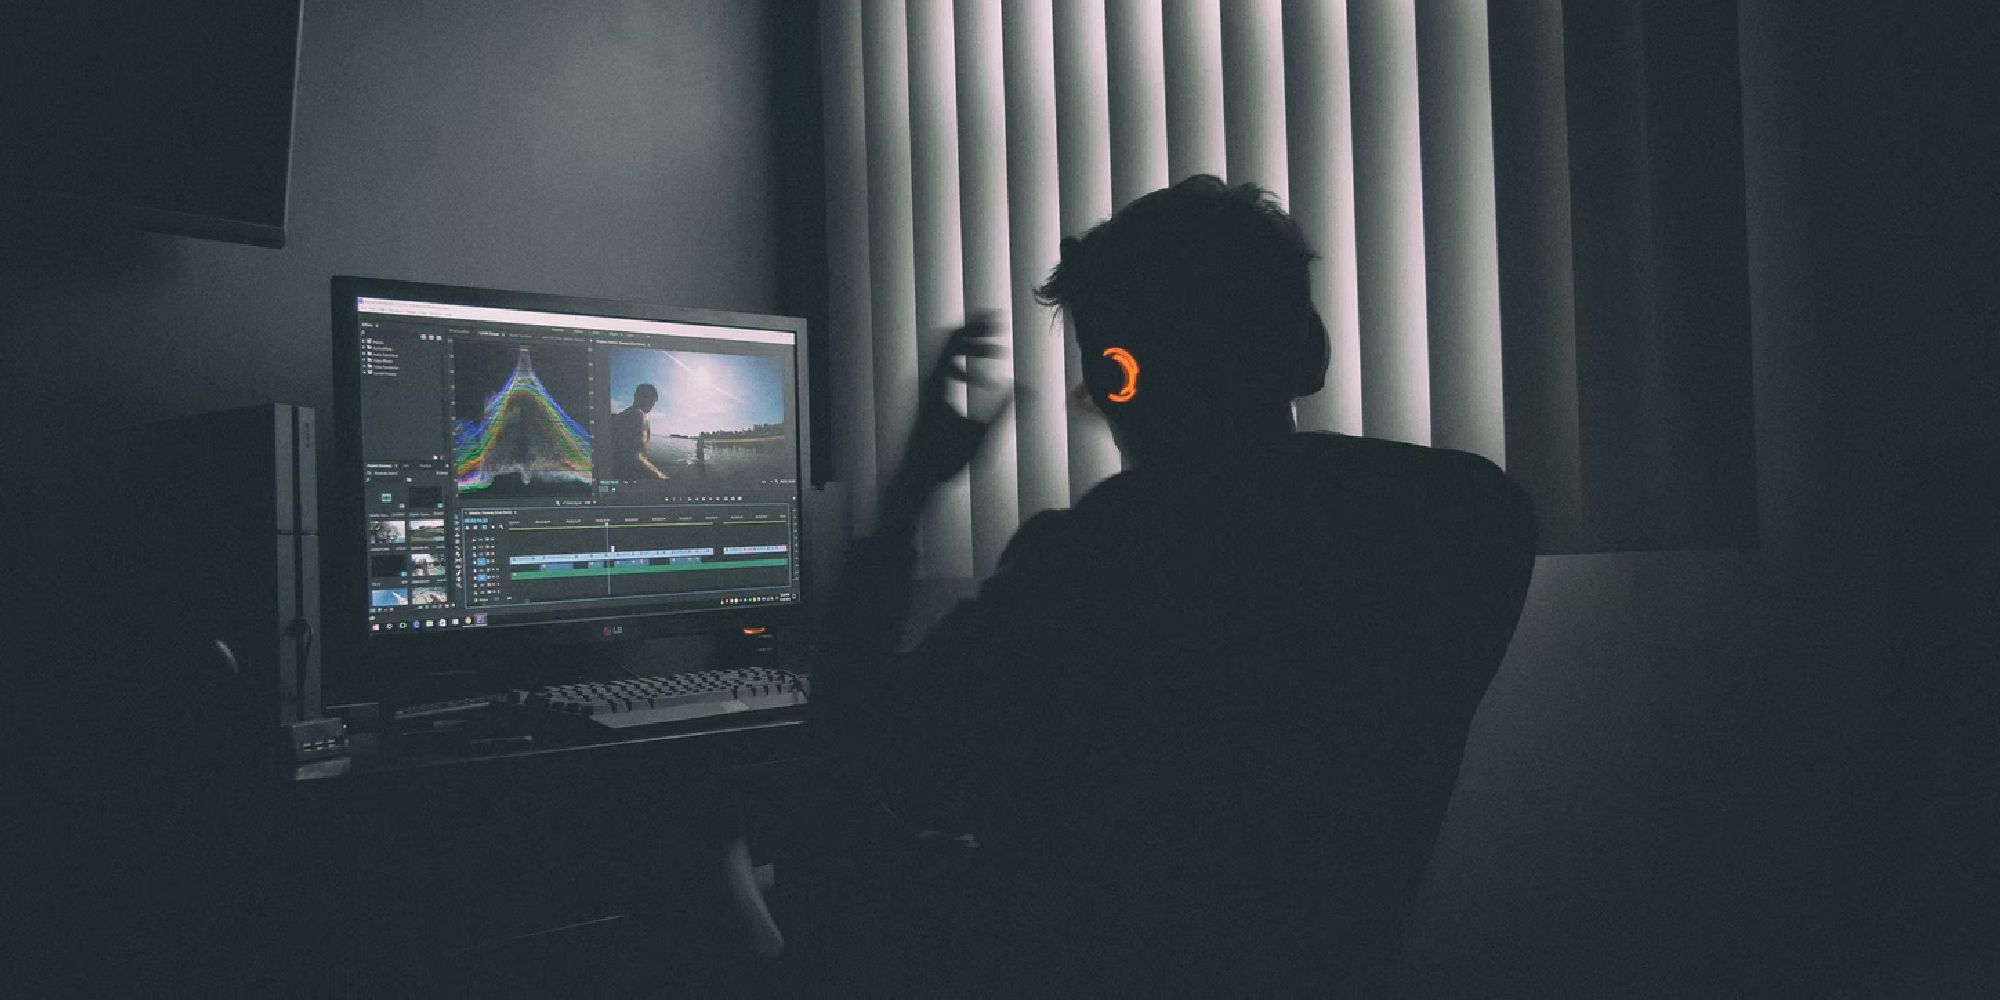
[351, 295, 802, 637]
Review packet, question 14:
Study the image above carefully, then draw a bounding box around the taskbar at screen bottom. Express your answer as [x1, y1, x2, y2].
[367, 591, 796, 635]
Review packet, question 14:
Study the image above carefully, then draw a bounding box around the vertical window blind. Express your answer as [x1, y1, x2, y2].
[823, 0, 1512, 578]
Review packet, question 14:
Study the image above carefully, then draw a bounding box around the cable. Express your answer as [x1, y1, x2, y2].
[213, 639, 241, 676]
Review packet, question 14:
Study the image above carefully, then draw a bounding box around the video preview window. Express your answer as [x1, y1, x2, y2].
[601, 346, 790, 489]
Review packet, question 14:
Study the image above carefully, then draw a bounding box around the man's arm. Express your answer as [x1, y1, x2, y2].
[807, 480, 923, 781]
[807, 318, 1011, 820]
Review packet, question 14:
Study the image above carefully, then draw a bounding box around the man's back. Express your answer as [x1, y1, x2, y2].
[804, 178, 1536, 994]
[886, 432, 1535, 993]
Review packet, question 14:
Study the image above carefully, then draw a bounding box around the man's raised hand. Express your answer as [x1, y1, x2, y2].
[891, 312, 1013, 495]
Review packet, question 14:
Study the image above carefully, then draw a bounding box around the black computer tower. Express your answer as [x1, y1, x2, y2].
[129, 404, 322, 727]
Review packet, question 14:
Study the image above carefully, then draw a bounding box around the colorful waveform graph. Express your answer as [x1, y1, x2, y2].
[454, 346, 593, 494]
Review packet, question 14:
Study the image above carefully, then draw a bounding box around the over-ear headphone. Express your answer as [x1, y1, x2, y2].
[1081, 342, 1142, 407]
[1100, 347, 1140, 403]
[1081, 309, 1329, 407]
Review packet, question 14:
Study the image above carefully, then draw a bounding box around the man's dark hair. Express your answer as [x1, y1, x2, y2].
[1035, 174, 1317, 404]
[633, 383, 659, 407]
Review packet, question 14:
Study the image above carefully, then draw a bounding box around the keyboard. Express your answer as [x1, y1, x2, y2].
[519, 667, 809, 735]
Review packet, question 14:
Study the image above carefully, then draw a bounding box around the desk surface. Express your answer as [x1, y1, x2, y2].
[293, 706, 809, 783]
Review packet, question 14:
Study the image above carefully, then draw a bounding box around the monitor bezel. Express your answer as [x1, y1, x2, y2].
[328, 275, 814, 689]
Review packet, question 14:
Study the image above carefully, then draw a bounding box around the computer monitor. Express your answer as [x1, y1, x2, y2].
[328, 276, 811, 696]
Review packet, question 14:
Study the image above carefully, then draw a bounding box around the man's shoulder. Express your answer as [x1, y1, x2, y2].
[1309, 431, 1501, 479]
[991, 507, 1079, 571]
[1047, 433, 1520, 516]
[1302, 433, 1525, 513]
[987, 434, 1532, 575]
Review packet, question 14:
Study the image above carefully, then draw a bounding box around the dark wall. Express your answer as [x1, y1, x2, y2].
[1402, 2, 1998, 994]
[4, 0, 809, 434]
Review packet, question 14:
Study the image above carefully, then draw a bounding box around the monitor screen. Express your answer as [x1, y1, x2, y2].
[333, 279, 807, 646]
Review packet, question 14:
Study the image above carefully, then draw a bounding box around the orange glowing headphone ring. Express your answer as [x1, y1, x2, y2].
[1101, 346, 1140, 403]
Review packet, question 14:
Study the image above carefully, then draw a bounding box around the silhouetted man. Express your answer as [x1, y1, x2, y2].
[803, 176, 1536, 996]
[604, 383, 665, 481]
